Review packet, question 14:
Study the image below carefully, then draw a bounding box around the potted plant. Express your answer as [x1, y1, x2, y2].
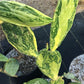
[0, 0, 79, 84]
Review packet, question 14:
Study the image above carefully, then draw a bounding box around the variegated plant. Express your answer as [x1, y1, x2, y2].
[0, 0, 79, 84]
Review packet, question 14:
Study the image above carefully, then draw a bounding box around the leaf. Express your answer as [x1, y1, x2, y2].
[0, 1, 52, 27]
[4, 58, 19, 76]
[0, 53, 8, 62]
[64, 72, 75, 80]
[64, 72, 79, 82]
[50, 0, 79, 51]
[36, 49, 62, 80]
[50, 77, 64, 84]
[24, 78, 48, 84]
[2, 22, 38, 57]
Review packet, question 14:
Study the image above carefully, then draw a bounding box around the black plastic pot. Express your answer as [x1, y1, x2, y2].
[0, 12, 84, 84]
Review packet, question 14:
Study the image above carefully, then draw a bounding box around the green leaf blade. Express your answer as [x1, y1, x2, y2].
[0, 53, 8, 62]
[2, 22, 38, 57]
[0, 1, 52, 27]
[36, 49, 62, 80]
[24, 78, 48, 84]
[4, 58, 19, 76]
[64, 72, 75, 80]
[50, 0, 79, 51]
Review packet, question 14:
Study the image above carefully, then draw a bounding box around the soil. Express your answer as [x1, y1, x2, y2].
[6, 48, 37, 76]
[69, 54, 84, 82]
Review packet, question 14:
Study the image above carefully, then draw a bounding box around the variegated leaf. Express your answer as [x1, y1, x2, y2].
[4, 58, 19, 77]
[0, 1, 52, 27]
[50, 77, 64, 84]
[50, 0, 79, 51]
[2, 22, 38, 57]
[36, 49, 62, 80]
[24, 78, 48, 84]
